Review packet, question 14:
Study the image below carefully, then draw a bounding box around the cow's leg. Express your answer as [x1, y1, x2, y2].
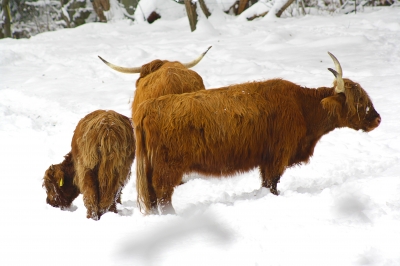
[109, 189, 122, 213]
[109, 202, 118, 213]
[98, 184, 122, 216]
[145, 167, 159, 214]
[266, 176, 281, 195]
[99, 164, 132, 216]
[81, 169, 100, 220]
[260, 163, 285, 195]
[157, 189, 176, 215]
[152, 169, 183, 215]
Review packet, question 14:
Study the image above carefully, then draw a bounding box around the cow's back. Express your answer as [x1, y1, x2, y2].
[134, 79, 307, 176]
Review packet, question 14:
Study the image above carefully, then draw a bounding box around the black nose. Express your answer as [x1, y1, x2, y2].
[375, 116, 381, 125]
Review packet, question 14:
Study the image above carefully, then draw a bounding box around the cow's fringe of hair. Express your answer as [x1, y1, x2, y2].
[74, 111, 135, 211]
[336, 79, 370, 116]
[135, 124, 152, 214]
[138, 59, 164, 80]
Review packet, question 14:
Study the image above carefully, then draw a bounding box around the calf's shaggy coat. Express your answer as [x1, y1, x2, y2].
[133, 53, 381, 215]
[43, 110, 135, 220]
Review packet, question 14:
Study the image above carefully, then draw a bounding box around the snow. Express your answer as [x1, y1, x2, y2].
[1, 5, 400, 266]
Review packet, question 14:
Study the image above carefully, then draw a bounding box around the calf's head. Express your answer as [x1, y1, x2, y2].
[42, 153, 79, 209]
[321, 52, 381, 132]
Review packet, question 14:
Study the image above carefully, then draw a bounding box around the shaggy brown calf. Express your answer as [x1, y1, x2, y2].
[98, 46, 211, 115]
[133, 52, 381, 215]
[43, 110, 135, 220]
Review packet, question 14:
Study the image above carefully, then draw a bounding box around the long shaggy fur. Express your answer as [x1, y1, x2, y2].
[131, 60, 205, 115]
[131, 60, 206, 213]
[43, 152, 79, 209]
[43, 110, 135, 220]
[134, 78, 381, 215]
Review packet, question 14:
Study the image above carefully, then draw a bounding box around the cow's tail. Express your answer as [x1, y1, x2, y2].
[135, 123, 153, 214]
[96, 113, 135, 211]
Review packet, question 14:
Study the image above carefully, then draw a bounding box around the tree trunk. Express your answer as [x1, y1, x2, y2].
[299, 0, 306, 15]
[238, 0, 250, 15]
[247, 11, 269, 21]
[92, 0, 110, 22]
[184, 0, 197, 32]
[276, 0, 296, 17]
[198, 0, 211, 18]
[60, 7, 71, 28]
[2, 0, 12, 38]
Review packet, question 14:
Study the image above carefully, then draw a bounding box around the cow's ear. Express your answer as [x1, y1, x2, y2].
[321, 95, 343, 117]
[54, 169, 65, 187]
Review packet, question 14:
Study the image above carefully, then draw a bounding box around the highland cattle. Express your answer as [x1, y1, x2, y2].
[43, 110, 135, 220]
[98, 46, 211, 115]
[133, 52, 381, 215]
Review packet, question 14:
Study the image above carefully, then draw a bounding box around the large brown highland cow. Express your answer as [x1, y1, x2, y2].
[98, 46, 211, 115]
[133, 52, 381, 215]
[43, 110, 135, 220]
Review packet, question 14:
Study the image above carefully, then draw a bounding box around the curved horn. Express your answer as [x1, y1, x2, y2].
[183, 46, 212, 69]
[327, 52, 345, 93]
[98, 56, 142, 74]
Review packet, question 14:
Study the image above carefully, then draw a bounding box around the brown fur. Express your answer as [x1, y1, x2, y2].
[131, 60, 205, 116]
[43, 110, 135, 220]
[43, 152, 79, 209]
[133, 77, 381, 215]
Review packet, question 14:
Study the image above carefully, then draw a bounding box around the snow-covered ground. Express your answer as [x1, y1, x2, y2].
[1, 4, 399, 266]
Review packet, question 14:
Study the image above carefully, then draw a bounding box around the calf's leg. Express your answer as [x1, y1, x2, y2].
[81, 169, 100, 220]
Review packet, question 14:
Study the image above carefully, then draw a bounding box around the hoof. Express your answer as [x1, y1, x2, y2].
[159, 205, 176, 215]
[87, 210, 100, 220]
[270, 188, 280, 196]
